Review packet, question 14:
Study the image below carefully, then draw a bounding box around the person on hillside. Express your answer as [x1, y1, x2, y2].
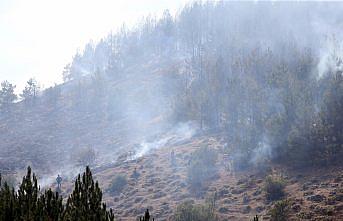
[56, 174, 62, 189]
[131, 167, 140, 179]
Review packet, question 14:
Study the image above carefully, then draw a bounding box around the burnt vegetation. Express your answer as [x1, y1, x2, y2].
[0, 1, 343, 220]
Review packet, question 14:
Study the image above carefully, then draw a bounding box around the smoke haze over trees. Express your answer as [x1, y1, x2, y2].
[0, 2, 342, 219]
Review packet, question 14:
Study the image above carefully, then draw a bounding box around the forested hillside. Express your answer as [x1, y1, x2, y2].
[1, 1, 341, 172]
[0, 1, 342, 220]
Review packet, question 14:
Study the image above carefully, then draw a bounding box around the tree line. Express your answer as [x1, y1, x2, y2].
[0, 78, 41, 112]
[54, 1, 343, 168]
[0, 166, 114, 221]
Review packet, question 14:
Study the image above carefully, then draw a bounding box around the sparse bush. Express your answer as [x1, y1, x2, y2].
[187, 147, 218, 192]
[264, 175, 286, 201]
[74, 147, 96, 166]
[171, 200, 217, 221]
[251, 215, 259, 221]
[268, 199, 290, 221]
[109, 174, 127, 195]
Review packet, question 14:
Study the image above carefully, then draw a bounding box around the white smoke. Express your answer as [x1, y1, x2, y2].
[250, 137, 272, 166]
[132, 122, 197, 159]
[38, 165, 84, 189]
[133, 137, 171, 159]
[317, 36, 343, 79]
[37, 122, 197, 188]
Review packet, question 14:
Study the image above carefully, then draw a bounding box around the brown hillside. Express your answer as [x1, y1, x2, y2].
[58, 133, 343, 221]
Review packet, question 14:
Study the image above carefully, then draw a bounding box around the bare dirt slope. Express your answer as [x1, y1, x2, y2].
[58, 133, 343, 221]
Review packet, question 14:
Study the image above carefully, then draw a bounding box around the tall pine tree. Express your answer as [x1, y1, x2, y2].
[63, 166, 114, 221]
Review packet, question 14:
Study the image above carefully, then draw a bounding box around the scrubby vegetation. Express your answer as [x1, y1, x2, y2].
[264, 175, 286, 201]
[0, 167, 224, 221]
[268, 200, 290, 221]
[171, 200, 217, 221]
[109, 174, 127, 195]
[187, 147, 218, 192]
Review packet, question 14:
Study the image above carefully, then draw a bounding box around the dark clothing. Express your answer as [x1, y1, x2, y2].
[56, 176, 62, 188]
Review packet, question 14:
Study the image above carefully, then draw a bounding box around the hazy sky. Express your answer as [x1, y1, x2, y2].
[0, 0, 186, 92]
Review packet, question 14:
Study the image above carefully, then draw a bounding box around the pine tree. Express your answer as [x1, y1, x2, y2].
[0, 80, 17, 113]
[0, 175, 17, 221]
[16, 166, 40, 220]
[63, 166, 114, 221]
[38, 189, 64, 220]
[20, 78, 39, 104]
[0, 167, 116, 221]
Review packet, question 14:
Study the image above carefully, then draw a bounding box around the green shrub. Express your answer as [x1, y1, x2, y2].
[171, 200, 216, 221]
[264, 175, 286, 201]
[268, 200, 290, 221]
[109, 174, 127, 195]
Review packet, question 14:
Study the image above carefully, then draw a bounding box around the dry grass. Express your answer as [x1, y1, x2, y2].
[57, 134, 343, 221]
